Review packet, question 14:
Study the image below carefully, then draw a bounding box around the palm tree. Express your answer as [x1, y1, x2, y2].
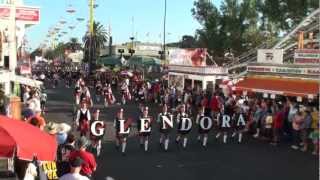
[68, 37, 82, 52]
[83, 21, 108, 72]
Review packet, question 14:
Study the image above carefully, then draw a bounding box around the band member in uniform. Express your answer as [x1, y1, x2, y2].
[75, 77, 84, 88]
[196, 106, 213, 147]
[75, 99, 91, 137]
[95, 81, 103, 103]
[157, 104, 173, 151]
[81, 85, 93, 108]
[137, 85, 145, 103]
[114, 108, 131, 155]
[138, 106, 152, 152]
[175, 104, 192, 149]
[120, 81, 131, 105]
[219, 98, 235, 144]
[74, 84, 82, 114]
[89, 109, 105, 157]
[104, 84, 115, 107]
[231, 106, 247, 143]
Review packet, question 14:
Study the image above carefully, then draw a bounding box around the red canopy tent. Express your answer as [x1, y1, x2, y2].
[0, 115, 57, 161]
[233, 77, 319, 98]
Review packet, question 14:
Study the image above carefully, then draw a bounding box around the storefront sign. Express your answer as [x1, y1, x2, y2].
[248, 65, 320, 76]
[20, 65, 31, 75]
[169, 65, 228, 75]
[169, 48, 207, 67]
[0, 5, 40, 24]
[294, 49, 320, 64]
[257, 49, 283, 64]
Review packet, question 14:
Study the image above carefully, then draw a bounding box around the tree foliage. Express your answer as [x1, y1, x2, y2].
[83, 21, 108, 63]
[192, 0, 319, 57]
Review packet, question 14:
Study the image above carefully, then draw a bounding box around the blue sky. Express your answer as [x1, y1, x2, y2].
[24, 0, 222, 50]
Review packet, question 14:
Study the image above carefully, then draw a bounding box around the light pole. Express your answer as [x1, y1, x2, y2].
[163, 0, 167, 60]
[88, 0, 94, 75]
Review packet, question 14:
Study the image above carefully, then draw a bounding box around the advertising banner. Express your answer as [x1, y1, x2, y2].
[247, 65, 320, 76]
[0, 5, 40, 24]
[257, 49, 283, 64]
[168, 48, 207, 67]
[294, 49, 320, 64]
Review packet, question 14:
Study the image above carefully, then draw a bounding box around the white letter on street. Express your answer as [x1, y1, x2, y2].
[161, 115, 173, 129]
[140, 118, 151, 133]
[119, 120, 130, 134]
[237, 114, 246, 126]
[222, 115, 231, 128]
[91, 121, 105, 136]
[180, 118, 192, 131]
[200, 116, 213, 130]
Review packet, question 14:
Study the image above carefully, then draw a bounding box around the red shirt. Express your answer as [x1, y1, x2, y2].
[273, 111, 284, 129]
[201, 97, 209, 108]
[210, 96, 220, 112]
[69, 150, 97, 176]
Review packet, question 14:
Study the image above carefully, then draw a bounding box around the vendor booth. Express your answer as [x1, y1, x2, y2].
[167, 48, 228, 91]
[232, 49, 319, 101]
[0, 70, 42, 119]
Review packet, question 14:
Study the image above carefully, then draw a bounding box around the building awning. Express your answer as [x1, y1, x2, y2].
[234, 77, 319, 98]
[0, 71, 42, 88]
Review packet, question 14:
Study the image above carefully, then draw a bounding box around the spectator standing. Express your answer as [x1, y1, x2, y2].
[291, 111, 304, 150]
[301, 107, 312, 152]
[69, 137, 97, 178]
[59, 157, 89, 180]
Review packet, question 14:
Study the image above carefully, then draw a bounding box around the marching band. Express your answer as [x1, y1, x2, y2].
[70, 77, 252, 156]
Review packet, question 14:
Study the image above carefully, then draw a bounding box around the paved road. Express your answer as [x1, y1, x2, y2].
[44, 84, 318, 180]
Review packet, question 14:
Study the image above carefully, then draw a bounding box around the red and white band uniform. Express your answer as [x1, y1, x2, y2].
[104, 84, 115, 107]
[81, 87, 93, 107]
[157, 104, 173, 151]
[137, 107, 152, 152]
[90, 109, 105, 156]
[121, 82, 131, 104]
[75, 102, 91, 137]
[176, 105, 192, 149]
[113, 109, 131, 154]
[196, 107, 213, 147]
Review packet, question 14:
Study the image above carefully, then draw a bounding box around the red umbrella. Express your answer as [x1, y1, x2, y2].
[0, 115, 57, 161]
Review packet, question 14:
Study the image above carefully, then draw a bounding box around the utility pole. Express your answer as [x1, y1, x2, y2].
[163, 0, 167, 61]
[88, 0, 94, 75]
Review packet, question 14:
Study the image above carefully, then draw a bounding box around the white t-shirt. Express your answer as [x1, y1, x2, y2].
[59, 173, 90, 180]
[28, 98, 41, 112]
[23, 163, 37, 180]
[23, 92, 30, 104]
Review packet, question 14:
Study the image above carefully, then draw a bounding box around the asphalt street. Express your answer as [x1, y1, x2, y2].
[43, 83, 318, 180]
